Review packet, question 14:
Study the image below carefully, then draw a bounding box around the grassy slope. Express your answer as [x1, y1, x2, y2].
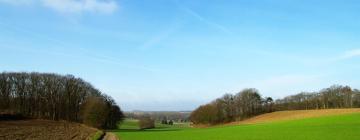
[234, 108, 360, 125]
[90, 131, 105, 140]
[115, 109, 360, 140]
[120, 119, 140, 129]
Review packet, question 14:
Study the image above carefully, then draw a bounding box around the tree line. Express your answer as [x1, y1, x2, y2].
[0, 72, 124, 129]
[125, 111, 190, 123]
[275, 85, 360, 110]
[190, 85, 360, 125]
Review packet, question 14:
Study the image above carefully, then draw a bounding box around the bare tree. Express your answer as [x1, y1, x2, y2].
[191, 85, 360, 125]
[0, 72, 124, 129]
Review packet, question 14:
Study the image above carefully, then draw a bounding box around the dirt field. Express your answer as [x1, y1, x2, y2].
[232, 108, 360, 125]
[103, 132, 119, 140]
[0, 119, 101, 140]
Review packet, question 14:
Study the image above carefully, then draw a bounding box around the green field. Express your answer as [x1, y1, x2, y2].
[114, 113, 360, 140]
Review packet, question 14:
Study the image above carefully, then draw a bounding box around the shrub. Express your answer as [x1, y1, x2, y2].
[139, 116, 155, 130]
[81, 97, 109, 128]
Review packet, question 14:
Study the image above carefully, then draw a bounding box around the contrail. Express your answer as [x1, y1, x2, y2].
[175, 1, 232, 34]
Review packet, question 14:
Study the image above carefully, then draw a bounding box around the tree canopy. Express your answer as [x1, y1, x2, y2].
[191, 85, 360, 125]
[0, 72, 124, 129]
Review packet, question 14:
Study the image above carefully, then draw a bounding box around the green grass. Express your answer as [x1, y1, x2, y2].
[118, 119, 190, 130]
[114, 113, 360, 140]
[119, 119, 141, 130]
[89, 131, 104, 140]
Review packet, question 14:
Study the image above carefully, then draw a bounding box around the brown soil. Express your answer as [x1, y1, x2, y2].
[231, 108, 360, 125]
[102, 132, 119, 140]
[0, 119, 100, 140]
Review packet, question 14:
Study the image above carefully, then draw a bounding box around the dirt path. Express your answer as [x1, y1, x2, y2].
[102, 132, 119, 140]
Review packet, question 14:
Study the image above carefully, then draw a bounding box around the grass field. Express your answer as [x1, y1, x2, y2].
[114, 109, 360, 140]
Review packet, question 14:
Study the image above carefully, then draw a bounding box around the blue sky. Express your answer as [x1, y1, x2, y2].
[1, 0, 360, 111]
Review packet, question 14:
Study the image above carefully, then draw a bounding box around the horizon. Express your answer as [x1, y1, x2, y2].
[1, 0, 360, 111]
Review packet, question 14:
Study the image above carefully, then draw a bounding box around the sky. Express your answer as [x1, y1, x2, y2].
[1, 0, 360, 111]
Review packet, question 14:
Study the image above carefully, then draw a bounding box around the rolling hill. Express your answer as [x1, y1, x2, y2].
[232, 108, 360, 125]
[115, 109, 360, 140]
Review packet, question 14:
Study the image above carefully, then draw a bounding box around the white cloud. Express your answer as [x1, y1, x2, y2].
[0, 0, 118, 14]
[42, 0, 117, 14]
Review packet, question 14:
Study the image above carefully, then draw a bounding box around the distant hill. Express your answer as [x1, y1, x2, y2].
[125, 111, 191, 122]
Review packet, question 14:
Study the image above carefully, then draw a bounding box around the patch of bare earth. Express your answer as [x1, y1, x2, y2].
[229, 108, 360, 125]
[102, 132, 119, 140]
[0, 119, 100, 140]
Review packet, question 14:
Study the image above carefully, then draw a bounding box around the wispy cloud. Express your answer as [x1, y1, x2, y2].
[0, 44, 160, 73]
[249, 48, 360, 67]
[340, 49, 360, 60]
[318, 48, 360, 63]
[0, 0, 118, 14]
[0, 20, 159, 73]
[42, 0, 118, 14]
[140, 22, 183, 50]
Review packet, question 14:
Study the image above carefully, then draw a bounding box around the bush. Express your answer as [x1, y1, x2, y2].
[81, 97, 109, 128]
[168, 120, 174, 125]
[139, 116, 155, 130]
